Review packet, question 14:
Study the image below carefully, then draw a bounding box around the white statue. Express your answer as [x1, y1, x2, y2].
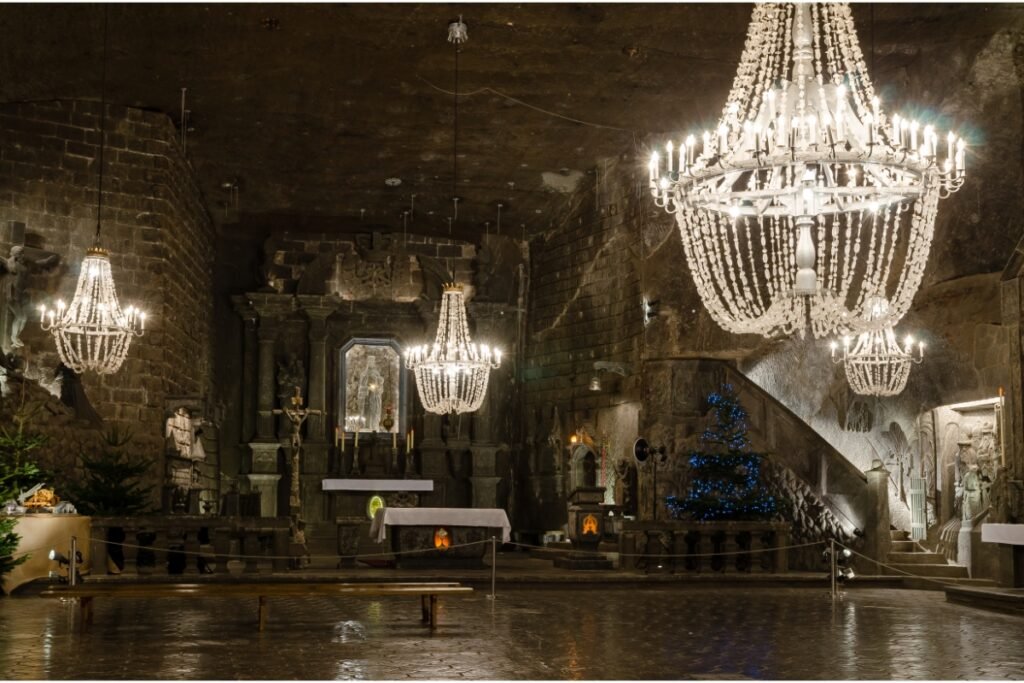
[356, 356, 383, 431]
[165, 406, 205, 461]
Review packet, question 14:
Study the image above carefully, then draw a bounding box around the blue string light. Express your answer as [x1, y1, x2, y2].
[666, 384, 777, 522]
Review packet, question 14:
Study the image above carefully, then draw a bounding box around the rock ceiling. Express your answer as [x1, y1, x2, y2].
[1, 3, 1022, 279]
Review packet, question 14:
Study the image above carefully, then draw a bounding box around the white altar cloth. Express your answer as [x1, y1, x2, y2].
[322, 479, 433, 492]
[981, 523, 1024, 546]
[370, 507, 511, 543]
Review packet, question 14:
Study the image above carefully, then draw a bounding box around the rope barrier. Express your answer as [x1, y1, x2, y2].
[83, 536, 493, 562]
[507, 538, 826, 559]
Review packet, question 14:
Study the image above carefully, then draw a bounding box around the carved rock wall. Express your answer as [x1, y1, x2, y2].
[0, 100, 215, 501]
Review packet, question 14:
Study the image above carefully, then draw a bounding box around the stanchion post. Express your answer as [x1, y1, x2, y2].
[829, 538, 837, 601]
[489, 535, 496, 601]
[70, 536, 78, 587]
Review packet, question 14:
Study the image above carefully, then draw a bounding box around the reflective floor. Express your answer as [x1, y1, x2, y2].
[2, 587, 1023, 679]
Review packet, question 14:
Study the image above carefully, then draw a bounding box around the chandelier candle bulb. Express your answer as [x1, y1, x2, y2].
[666, 141, 674, 173]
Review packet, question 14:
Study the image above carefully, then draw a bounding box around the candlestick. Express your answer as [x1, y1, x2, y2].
[410, 429, 414, 451]
[392, 431, 397, 450]
[354, 430, 359, 449]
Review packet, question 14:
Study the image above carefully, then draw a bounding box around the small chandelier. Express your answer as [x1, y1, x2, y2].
[406, 284, 501, 414]
[650, 3, 966, 339]
[39, 6, 145, 375]
[830, 297, 923, 397]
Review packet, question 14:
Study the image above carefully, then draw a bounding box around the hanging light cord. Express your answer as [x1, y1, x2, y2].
[452, 41, 459, 211]
[95, 5, 110, 243]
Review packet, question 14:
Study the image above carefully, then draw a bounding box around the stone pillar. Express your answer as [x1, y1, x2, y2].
[470, 445, 502, 508]
[297, 297, 333, 445]
[232, 297, 259, 444]
[246, 473, 282, 518]
[864, 459, 892, 564]
[419, 413, 449, 506]
[255, 320, 278, 441]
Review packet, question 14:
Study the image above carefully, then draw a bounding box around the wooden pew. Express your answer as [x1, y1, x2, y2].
[40, 582, 473, 631]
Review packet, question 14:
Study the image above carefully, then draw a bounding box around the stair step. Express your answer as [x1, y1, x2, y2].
[890, 529, 911, 541]
[886, 562, 969, 579]
[887, 551, 949, 565]
[890, 540, 922, 552]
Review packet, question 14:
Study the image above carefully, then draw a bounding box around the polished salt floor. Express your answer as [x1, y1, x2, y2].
[2, 586, 1023, 679]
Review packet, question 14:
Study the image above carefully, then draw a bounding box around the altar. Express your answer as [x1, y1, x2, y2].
[370, 507, 511, 569]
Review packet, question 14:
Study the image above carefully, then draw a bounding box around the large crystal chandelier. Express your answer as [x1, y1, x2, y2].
[38, 5, 145, 375]
[40, 248, 145, 375]
[650, 3, 966, 338]
[830, 297, 923, 397]
[406, 284, 501, 414]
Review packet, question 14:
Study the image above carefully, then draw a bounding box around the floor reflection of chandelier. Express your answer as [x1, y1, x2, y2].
[650, 2, 966, 339]
[40, 247, 146, 375]
[831, 298, 923, 397]
[406, 284, 501, 414]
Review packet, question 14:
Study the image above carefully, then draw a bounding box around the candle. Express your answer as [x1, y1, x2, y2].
[410, 429, 414, 451]
[648, 156, 656, 182]
[947, 131, 955, 162]
[679, 141, 687, 173]
[666, 141, 674, 173]
[686, 135, 695, 166]
[392, 431, 397, 450]
[910, 120, 918, 151]
[354, 430, 359, 449]
[955, 139, 965, 173]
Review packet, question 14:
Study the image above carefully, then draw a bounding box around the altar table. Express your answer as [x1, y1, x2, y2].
[370, 507, 511, 543]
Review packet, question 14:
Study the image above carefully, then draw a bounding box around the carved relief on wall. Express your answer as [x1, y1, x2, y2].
[932, 398, 1003, 525]
[330, 232, 423, 302]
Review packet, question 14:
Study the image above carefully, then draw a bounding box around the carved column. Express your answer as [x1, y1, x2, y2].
[864, 459, 892, 563]
[419, 412, 450, 507]
[255, 320, 278, 441]
[231, 296, 259, 444]
[296, 296, 335, 536]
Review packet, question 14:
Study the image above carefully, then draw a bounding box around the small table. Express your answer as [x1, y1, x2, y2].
[370, 507, 511, 568]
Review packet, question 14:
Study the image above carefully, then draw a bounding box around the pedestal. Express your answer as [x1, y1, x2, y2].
[555, 486, 613, 570]
[249, 442, 281, 474]
[246, 474, 282, 517]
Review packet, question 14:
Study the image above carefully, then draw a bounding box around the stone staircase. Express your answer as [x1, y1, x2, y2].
[884, 529, 969, 579]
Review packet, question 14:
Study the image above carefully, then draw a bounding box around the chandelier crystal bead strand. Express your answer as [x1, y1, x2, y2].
[830, 297, 923, 397]
[650, 2, 966, 339]
[406, 284, 501, 415]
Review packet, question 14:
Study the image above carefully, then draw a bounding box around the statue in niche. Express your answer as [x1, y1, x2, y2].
[166, 407, 206, 462]
[0, 244, 60, 353]
[355, 355, 384, 432]
[614, 459, 638, 518]
[961, 464, 983, 520]
[276, 354, 305, 414]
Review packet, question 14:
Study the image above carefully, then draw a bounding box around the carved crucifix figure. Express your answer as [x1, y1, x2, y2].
[272, 386, 322, 534]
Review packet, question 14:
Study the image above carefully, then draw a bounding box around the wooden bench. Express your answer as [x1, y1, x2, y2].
[40, 581, 473, 631]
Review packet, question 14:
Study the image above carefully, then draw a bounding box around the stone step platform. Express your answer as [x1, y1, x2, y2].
[885, 562, 969, 579]
[890, 540, 924, 553]
[887, 551, 951, 565]
[945, 585, 1024, 616]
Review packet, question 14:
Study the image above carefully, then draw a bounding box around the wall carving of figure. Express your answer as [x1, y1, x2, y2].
[0, 244, 60, 353]
[614, 459, 638, 518]
[166, 406, 206, 462]
[355, 355, 384, 432]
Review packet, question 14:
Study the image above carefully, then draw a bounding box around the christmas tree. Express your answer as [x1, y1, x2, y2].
[666, 384, 777, 521]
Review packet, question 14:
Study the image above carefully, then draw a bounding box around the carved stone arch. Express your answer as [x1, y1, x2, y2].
[569, 444, 598, 491]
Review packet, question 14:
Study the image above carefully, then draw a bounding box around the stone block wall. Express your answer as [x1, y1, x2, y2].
[522, 155, 645, 530]
[0, 100, 215, 498]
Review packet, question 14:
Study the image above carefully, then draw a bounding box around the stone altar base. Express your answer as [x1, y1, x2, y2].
[553, 552, 614, 570]
[389, 526, 492, 569]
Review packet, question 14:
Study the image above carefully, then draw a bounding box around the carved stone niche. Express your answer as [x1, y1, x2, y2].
[330, 232, 423, 302]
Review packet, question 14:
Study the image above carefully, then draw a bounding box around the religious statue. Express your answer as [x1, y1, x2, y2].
[961, 464, 983, 520]
[0, 244, 60, 353]
[165, 406, 206, 461]
[355, 355, 384, 431]
[614, 459, 638, 518]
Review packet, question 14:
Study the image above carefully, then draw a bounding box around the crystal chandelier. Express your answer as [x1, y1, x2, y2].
[830, 297, 923, 397]
[39, 6, 146, 375]
[650, 3, 966, 339]
[406, 284, 501, 414]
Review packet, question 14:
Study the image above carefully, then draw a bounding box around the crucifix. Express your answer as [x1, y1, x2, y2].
[1, 221, 60, 355]
[273, 386, 322, 546]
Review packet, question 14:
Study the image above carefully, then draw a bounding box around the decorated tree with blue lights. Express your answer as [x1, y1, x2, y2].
[666, 384, 777, 521]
